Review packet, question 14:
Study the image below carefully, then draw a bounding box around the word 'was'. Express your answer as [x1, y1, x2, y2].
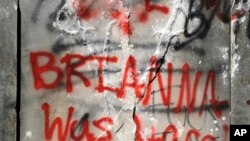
[42, 103, 229, 141]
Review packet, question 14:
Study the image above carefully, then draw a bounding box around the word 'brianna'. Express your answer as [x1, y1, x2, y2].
[30, 51, 228, 117]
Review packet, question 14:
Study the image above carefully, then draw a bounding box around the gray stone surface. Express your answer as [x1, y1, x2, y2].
[0, 0, 17, 140]
[1, 0, 250, 140]
[20, 0, 230, 140]
[231, 1, 250, 125]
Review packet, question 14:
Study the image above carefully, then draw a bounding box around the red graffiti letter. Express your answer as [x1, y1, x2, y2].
[61, 54, 91, 92]
[95, 56, 118, 93]
[174, 64, 202, 113]
[199, 71, 228, 117]
[142, 57, 173, 106]
[30, 51, 63, 90]
[93, 117, 114, 141]
[42, 103, 73, 141]
[185, 129, 200, 141]
[162, 124, 178, 141]
[117, 56, 144, 98]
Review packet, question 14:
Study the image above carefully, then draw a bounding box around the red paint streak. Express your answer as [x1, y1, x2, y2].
[201, 135, 216, 141]
[110, 10, 122, 19]
[174, 64, 202, 113]
[110, 10, 133, 36]
[77, 7, 97, 20]
[133, 115, 143, 141]
[185, 129, 200, 141]
[231, 10, 246, 20]
[118, 20, 133, 36]
[223, 124, 229, 141]
[30, 52, 63, 90]
[199, 71, 228, 118]
[72, 0, 170, 35]
[72, 0, 98, 20]
[144, 0, 169, 13]
[216, 8, 246, 22]
[42, 103, 113, 141]
[139, 12, 148, 22]
[142, 57, 172, 106]
[162, 125, 178, 141]
[139, 0, 169, 22]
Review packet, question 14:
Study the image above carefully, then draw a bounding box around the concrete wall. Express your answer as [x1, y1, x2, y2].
[1, 0, 250, 140]
[0, 0, 17, 140]
[231, 0, 250, 124]
[20, 0, 230, 140]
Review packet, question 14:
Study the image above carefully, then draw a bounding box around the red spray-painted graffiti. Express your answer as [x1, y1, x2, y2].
[30, 51, 228, 117]
[42, 103, 113, 141]
[42, 103, 229, 141]
[71, 0, 170, 36]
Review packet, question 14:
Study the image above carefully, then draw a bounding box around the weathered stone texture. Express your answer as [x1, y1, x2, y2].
[0, 0, 17, 140]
